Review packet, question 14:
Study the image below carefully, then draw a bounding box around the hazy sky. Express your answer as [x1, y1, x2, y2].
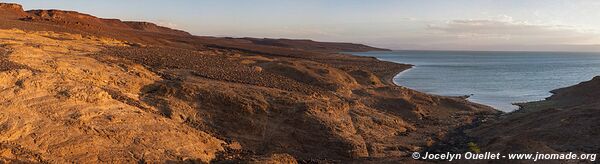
[6, 0, 600, 51]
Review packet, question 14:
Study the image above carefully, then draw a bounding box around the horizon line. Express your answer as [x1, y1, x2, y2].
[379, 49, 600, 53]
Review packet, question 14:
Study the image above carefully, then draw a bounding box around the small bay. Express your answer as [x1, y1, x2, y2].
[352, 50, 600, 112]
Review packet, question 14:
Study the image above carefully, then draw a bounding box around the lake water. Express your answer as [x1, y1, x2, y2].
[352, 51, 600, 112]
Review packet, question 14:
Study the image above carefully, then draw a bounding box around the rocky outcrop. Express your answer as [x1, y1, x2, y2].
[547, 76, 600, 107]
[15, 8, 191, 36]
[0, 3, 23, 11]
[469, 76, 600, 158]
[0, 3, 27, 18]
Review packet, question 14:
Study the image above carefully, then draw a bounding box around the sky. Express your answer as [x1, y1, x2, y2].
[5, 0, 600, 51]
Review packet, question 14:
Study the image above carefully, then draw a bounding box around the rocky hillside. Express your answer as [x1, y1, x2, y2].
[0, 3, 385, 53]
[0, 3, 498, 163]
[8, 5, 192, 36]
[468, 77, 600, 162]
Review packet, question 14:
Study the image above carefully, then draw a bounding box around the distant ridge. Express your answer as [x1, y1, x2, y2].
[24, 9, 192, 36]
[0, 2, 386, 52]
[241, 38, 390, 52]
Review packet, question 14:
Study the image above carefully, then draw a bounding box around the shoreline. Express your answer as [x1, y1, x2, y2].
[356, 52, 503, 111]
[357, 50, 598, 113]
[360, 51, 600, 161]
[341, 51, 413, 86]
[467, 76, 600, 157]
[382, 62, 413, 86]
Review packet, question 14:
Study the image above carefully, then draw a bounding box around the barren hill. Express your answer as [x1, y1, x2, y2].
[0, 2, 505, 163]
[470, 76, 600, 157]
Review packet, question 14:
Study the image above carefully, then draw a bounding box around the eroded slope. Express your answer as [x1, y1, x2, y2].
[89, 42, 498, 162]
[0, 29, 224, 163]
[469, 76, 600, 162]
[0, 3, 501, 162]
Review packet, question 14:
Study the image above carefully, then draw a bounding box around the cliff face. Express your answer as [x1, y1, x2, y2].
[0, 3, 23, 11]
[0, 4, 190, 37]
[0, 3, 26, 18]
[23, 9, 192, 36]
[0, 2, 499, 163]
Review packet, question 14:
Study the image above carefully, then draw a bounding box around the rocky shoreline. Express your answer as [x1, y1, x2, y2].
[360, 48, 600, 163]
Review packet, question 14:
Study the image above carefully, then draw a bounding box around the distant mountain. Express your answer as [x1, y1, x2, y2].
[241, 38, 390, 52]
[3, 4, 192, 36]
[0, 2, 386, 53]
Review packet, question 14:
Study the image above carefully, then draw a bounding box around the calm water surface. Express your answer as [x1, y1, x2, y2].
[352, 51, 600, 112]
